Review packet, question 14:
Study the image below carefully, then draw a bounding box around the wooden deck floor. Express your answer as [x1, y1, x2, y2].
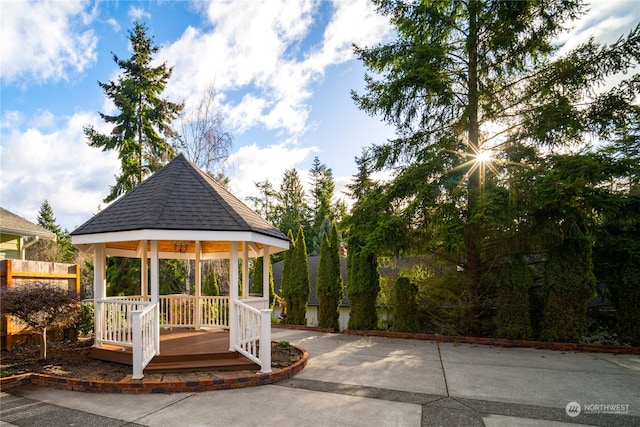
[92, 329, 259, 373]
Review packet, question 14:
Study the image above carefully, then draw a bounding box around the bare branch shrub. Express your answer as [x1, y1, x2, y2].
[1, 282, 80, 359]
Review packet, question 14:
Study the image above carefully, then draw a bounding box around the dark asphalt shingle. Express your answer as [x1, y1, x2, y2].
[71, 154, 288, 242]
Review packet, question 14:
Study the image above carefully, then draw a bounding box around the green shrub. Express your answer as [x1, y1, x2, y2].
[347, 245, 380, 330]
[392, 277, 420, 333]
[316, 223, 343, 330]
[541, 238, 596, 342]
[495, 255, 533, 340]
[78, 301, 95, 336]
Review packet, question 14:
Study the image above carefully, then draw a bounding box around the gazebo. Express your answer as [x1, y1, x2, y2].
[71, 154, 289, 379]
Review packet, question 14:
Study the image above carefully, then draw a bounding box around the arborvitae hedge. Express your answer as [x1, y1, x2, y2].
[251, 257, 275, 307]
[347, 245, 380, 330]
[392, 277, 420, 333]
[316, 223, 343, 330]
[202, 270, 219, 296]
[615, 257, 640, 345]
[495, 255, 533, 340]
[282, 226, 310, 325]
[541, 237, 596, 342]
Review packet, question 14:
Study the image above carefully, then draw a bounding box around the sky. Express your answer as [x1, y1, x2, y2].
[1, 0, 638, 232]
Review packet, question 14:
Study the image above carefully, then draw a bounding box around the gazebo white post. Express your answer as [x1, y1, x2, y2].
[229, 241, 239, 351]
[259, 244, 272, 373]
[150, 240, 160, 353]
[93, 243, 106, 346]
[195, 240, 202, 329]
[262, 245, 270, 302]
[242, 243, 249, 298]
[139, 240, 148, 300]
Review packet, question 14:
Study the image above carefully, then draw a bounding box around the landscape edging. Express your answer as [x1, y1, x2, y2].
[0, 344, 308, 394]
[272, 323, 640, 354]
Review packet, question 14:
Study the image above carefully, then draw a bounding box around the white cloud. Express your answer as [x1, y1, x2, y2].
[106, 18, 121, 32]
[224, 142, 316, 201]
[0, 0, 97, 84]
[128, 6, 151, 21]
[0, 112, 120, 231]
[159, 0, 391, 139]
[557, 2, 639, 55]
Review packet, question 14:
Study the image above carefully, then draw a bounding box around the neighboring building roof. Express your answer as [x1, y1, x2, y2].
[71, 154, 288, 243]
[272, 255, 349, 306]
[0, 207, 56, 240]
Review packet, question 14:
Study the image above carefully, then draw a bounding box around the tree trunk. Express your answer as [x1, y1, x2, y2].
[464, 0, 482, 336]
[39, 327, 48, 360]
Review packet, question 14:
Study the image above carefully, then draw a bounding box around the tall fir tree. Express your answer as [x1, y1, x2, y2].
[352, 0, 639, 335]
[308, 157, 335, 255]
[274, 168, 309, 238]
[85, 22, 184, 202]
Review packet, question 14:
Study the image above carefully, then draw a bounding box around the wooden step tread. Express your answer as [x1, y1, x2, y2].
[145, 358, 259, 373]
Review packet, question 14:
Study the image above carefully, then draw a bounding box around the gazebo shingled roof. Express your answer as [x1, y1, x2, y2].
[71, 154, 287, 242]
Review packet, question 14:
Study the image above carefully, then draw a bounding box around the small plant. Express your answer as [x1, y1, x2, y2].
[78, 301, 95, 336]
[277, 340, 290, 347]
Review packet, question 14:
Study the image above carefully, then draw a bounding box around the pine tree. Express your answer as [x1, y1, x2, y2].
[31, 200, 76, 263]
[352, 1, 639, 335]
[85, 22, 184, 202]
[37, 200, 62, 236]
[274, 168, 309, 238]
[316, 223, 343, 330]
[308, 157, 335, 255]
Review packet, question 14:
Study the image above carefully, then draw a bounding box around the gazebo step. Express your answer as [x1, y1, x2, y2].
[151, 350, 241, 364]
[145, 357, 259, 373]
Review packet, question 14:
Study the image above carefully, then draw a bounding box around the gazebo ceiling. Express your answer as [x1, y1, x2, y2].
[105, 240, 258, 255]
[71, 154, 289, 255]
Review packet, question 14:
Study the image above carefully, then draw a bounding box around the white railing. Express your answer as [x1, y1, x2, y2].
[96, 299, 149, 347]
[234, 300, 272, 373]
[241, 297, 269, 310]
[157, 295, 231, 329]
[200, 296, 230, 329]
[132, 302, 158, 379]
[159, 294, 196, 327]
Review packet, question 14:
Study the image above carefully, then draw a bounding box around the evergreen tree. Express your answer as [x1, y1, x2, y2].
[495, 255, 533, 340]
[251, 256, 275, 307]
[316, 223, 343, 330]
[281, 226, 310, 325]
[274, 168, 309, 237]
[202, 270, 220, 296]
[308, 157, 335, 255]
[352, 1, 639, 335]
[346, 238, 380, 330]
[247, 179, 277, 222]
[37, 200, 62, 237]
[541, 237, 596, 342]
[31, 200, 76, 263]
[392, 277, 420, 333]
[85, 22, 183, 202]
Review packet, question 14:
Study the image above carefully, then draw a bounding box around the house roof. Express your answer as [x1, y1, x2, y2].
[0, 207, 56, 241]
[71, 155, 288, 257]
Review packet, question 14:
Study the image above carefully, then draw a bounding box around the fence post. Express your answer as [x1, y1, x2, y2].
[259, 308, 272, 373]
[132, 310, 143, 380]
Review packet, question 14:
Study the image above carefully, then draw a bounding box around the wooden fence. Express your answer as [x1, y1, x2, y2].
[0, 259, 80, 349]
